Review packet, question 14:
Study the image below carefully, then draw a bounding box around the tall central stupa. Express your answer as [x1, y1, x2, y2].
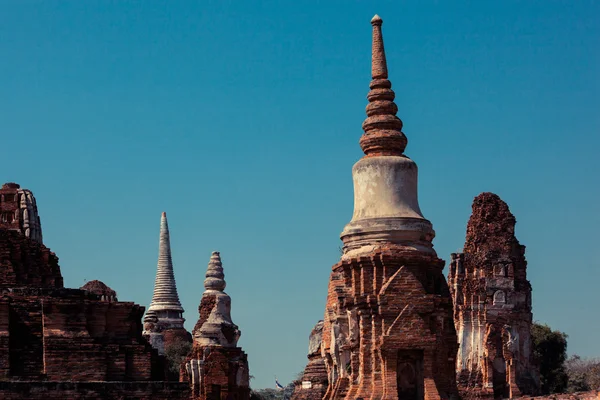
[317, 15, 459, 400]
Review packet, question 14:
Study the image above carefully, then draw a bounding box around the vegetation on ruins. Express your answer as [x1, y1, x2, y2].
[565, 355, 600, 392]
[165, 338, 192, 375]
[531, 322, 569, 394]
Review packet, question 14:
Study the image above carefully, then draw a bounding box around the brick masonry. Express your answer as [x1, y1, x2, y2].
[0, 183, 43, 243]
[181, 252, 250, 400]
[448, 192, 540, 398]
[308, 15, 460, 400]
[0, 229, 62, 289]
[320, 246, 459, 400]
[0, 225, 187, 398]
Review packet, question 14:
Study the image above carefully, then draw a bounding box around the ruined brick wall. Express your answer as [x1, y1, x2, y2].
[320, 246, 458, 400]
[0, 381, 190, 399]
[0, 231, 170, 387]
[0, 229, 62, 289]
[0, 298, 10, 378]
[1, 288, 159, 381]
[0, 184, 21, 232]
[182, 346, 250, 400]
[448, 192, 540, 398]
[0, 191, 190, 398]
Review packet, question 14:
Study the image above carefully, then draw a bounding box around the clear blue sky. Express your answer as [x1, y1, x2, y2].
[1, 0, 598, 390]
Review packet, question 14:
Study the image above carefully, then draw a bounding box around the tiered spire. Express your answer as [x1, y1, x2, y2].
[204, 251, 226, 291]
[147, 212, 183, 314]
[340, 15, 434, 256]
[195, 251, 241, 347]
[359, 15, 407, 157]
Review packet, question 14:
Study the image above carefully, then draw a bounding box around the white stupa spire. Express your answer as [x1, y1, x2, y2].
[147, 212, 184, 316]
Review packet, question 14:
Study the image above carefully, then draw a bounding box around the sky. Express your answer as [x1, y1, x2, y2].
[1, 0, 599, 390]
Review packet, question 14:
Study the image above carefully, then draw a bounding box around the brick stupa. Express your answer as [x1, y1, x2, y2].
[143, 212, 191, 356]
[306, 15, 459, 400]
[448, 193, 540, 398]
[182, 252, 250, 400]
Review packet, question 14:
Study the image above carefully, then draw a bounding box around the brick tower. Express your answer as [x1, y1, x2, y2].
[317, 15, 459, 400]
[143, 212, 190, 356]
[448, 193, 540, 398]
[0, 182, 43, 243]
[182, 252, 250, 400]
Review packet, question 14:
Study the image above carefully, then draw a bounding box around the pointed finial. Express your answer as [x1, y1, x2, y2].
[160, 212, 168, 232]
[148, 212, 184, 313]
[370, 14, 387, 80]
[204, 251, 226, 291]
[360, 15, 407, 157]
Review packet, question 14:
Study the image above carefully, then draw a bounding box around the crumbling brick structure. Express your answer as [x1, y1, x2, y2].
[313, 15, 459, 400]
[0, 209, 188, 398]
[182, 252, 250, 400]
[0, 182, 43, 243]
[81, 279, 118, 302]
[0, 228, 62, 289]
[448, 193, 540, 398]
[292, 321, 328, 400]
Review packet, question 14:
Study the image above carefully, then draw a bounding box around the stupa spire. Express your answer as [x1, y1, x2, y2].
[184, 251, 249, 398]
[143, 212, 190, 355]
[204, 251, 226, 292]
[370, 14, 387, 79]
[194, 251, 241, 348]
[147, 212, 183, 314]
[340, 14, 434, 256]
[360, 14, 407, 157]
[314, 16, 459, 399]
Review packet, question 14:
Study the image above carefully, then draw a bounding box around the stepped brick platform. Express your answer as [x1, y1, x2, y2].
[0, 222, 187, 399]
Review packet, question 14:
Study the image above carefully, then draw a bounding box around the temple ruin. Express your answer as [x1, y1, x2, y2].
[0, 182, 43, 243]
[448, 193, 540, 398]
[182, 251, 250, 400]
[1, 12, 594, 400]
[302, 15, 459, 400]
[143, 212, 191, 356]
[0, 185, 188, 399]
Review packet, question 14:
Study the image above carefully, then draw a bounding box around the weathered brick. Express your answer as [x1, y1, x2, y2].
[0, 227, 186, 398]
[181, 252, 249, 400]
[448, 193, 540, 398]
